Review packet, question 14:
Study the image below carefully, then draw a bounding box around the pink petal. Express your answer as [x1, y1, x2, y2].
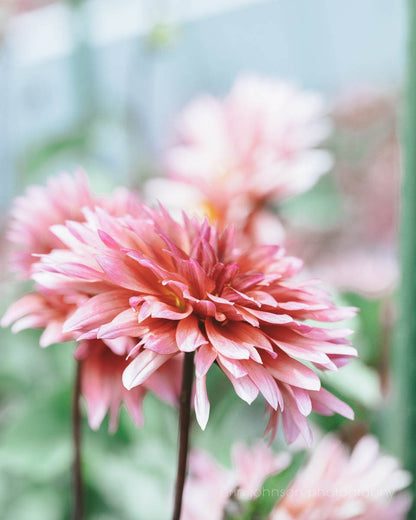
[290, 386, 312, 416]
[246, 308, 293, 325]
[282, 406, 313, 446]
[64, 290, 130, 334]
[147, 299, 193, 320]
[123, 388, 146, 430]
[205, 319, 250, 360]
[272, 339, 332, 365]
[123, 350, 174, 389]
[244, 361, 281, 410]
[194, 344, 217, 377]
[223, 371, 259, 404]
[176, 258, 215, 299]
[40, 321, 69, 347]
[176, 315, 208, 352]
[1, 294, 40, 327]
[95, 253, 154, 292]
[265, 353, 321, 391]
[194, 375, 210, 430]
[311, 387, 354, 420]
[97, 308, 141, 339]
[217, 355, 248, 378]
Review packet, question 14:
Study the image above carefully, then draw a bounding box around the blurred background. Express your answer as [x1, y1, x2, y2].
[0, 1, 407, 519]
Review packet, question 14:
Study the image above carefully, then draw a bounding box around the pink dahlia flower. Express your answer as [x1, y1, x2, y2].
[34, 203, 357, 443]
[273, 435, 412, 520]
[161, 75, 331, 231]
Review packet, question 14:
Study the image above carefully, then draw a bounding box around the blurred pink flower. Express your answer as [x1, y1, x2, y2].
[273, 435, 412, 520]
[75, 338, 147, 433]
[75, 339, 182, 433]
[182, 442, 289, 520]
[6, 170, 94, 277]
[6, 170, 142, 278]
[182, 450, 233, 520]
[232, 441, 290, 500]
[1, 284, 182, 431]
[34, 203, 357, 443]
[1, 286, 81, 347]
[155, 76, 331, 236]
[183, 436, 411, 520]
[144, 177, 287, 247]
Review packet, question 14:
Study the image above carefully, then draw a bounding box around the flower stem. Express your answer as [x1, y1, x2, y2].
[172, 352, 195, 520]
[72, 361, 84, 520]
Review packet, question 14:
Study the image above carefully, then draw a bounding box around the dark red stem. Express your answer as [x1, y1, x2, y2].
[72, 360, 84, 520]
[172, 352, 195, 520]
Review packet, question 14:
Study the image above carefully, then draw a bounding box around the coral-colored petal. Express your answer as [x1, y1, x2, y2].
[205, 319, 250, 359]
[176, 314, 208, 352]
[265, 353, 321, 391]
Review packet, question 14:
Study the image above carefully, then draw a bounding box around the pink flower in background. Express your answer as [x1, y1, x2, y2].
[6, 171, 94, 277]
[1, 286, 81, 347]
[232, 441, 290, 500]
[34, 203, 357, 443]
[2, 172, 183, 432]
[182, 450, 234, 520]
[168, 76, 331, 203]
[6, 170, 142, 277]
[75, 339, 182, 432]
[76, 338, 147, 432]
[1, 286, 182, 431]
[272, 435, 412, 520]
[150, 76, 331, 236]
[144, 177, 287, 247]
[182, 442, 289, 520]
[183, 436, 411, 520]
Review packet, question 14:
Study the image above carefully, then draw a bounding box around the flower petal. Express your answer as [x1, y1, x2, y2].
[176, 315, 208, 352]
[205, 319, 250, 360]
[123, 350, 174, 389]
[194, 344, 217, 378]
[194, 375, 210, 430]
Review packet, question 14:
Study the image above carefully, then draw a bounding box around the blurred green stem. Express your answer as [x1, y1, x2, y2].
[72, 361, 84, 520]
[398, 0, 416, 516]
[172, 352, 195, 520]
